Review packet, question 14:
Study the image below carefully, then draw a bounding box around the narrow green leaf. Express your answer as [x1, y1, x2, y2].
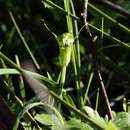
[9, 12, 40, 70]
[0, 68, 20, 75]
[42, 0, 78, 20]
[88, 3, 130, 34]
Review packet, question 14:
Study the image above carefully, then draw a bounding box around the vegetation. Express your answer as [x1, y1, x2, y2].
[0, 0, 130, 129]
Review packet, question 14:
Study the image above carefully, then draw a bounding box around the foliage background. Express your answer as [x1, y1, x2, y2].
[1, 0, 130, 129]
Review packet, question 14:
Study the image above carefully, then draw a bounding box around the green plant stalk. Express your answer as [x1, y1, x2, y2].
[60, 67, 66, 88]
[59, 0, 72, 92]
[41, 0, 79, 20]
[0, 58, 9, 80]
[70, 0, 81, 69]
[83, 72, 94, 105]
[100, 16, 104, 63]
[9, 12, 40, 70]
[101, 17, 104, 40]
[56, 0, 73, 98]
[57, 33, 73, 100]
[64, 0, 73, 33]
[123, 98, 127, 112]
[15, 55, 25, 100]
[65, 0, 83, 108]
[88, 3, 130, 34]
[72, 44, 83, 108]
[88, 23, 130, 50]
[56, 0, 73, 97]
[59, 67, 66, 97]
[0, 52, 22, 72]
[70, 0, 83, 108]
[95, 88, 100, 111]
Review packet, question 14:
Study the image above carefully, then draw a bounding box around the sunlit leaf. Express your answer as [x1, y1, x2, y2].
[83, 106, 108, 129]
[35, 113, 66, 130]
[0, 68, 20, 75]
[35, 113, 59, 126]
[113, 112, 130, 130]
[67, 118, 94, 130]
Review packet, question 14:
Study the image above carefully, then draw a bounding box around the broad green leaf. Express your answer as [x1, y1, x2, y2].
[67, 118, 94, 130]
[83, 106, 108, 129]
[35, 113, 66, 130]
[113, 112, 130, 130]
[35, 113, 59, 126]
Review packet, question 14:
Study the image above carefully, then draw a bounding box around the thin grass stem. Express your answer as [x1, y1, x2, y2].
[88, 23, 130, 50]
[83, 72, 94, 105]
[9, 12, 40, 70]
[95, 88, 100, 111]
[88, 3, 130, 34]
[42, 0, 79, 20]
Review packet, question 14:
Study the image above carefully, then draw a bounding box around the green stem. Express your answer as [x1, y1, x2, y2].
[88, 3, 130, 34]
[64, 0, 73, 33]
[95, 88, 100, 111]
[88, 23, 130, 50]
[9, 12, 40, 70]
[71, 46, 83, 108]
[59, 67, 66, 93]
[70, 0, 83, 108]
[15, 55, 25, 100]
[42, 0, 79, 20]
[71, 2, 81, 69]
[83, 72, 94, 105]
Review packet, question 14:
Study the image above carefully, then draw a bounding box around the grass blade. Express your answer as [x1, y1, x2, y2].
[9, 11, 40, 70]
